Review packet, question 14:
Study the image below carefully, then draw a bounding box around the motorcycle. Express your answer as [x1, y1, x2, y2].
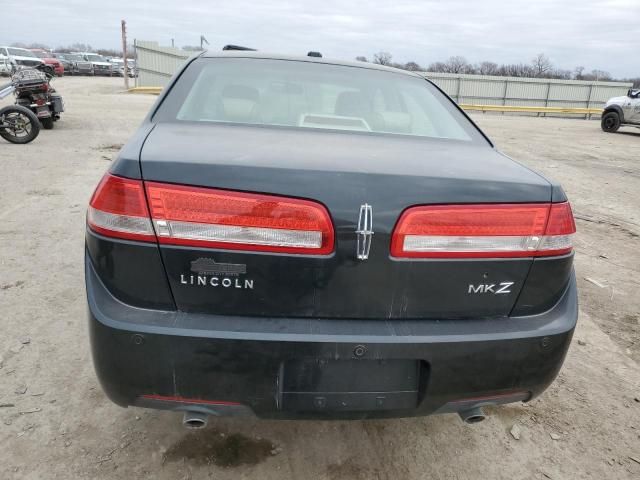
[3, 65, 64, 130]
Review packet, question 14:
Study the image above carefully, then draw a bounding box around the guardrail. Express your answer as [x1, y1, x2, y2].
[127, 88, 604, 118]
[460, 104, 603, 116]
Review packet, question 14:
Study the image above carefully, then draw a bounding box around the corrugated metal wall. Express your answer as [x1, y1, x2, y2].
[134, 41, 632, 112]
[134, 40, 190, 88]
[421, 72, 631, 109]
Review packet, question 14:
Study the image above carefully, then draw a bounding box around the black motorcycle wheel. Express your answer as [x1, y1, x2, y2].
[0, 105, 40, 144]
[41, 117, 54, 130]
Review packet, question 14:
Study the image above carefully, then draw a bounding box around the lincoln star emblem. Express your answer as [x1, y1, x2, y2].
[356, 204, 374, 260]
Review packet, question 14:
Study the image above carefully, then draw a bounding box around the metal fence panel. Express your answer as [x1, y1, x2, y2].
[135, 40, 190, 88]
[421, 71, 631, 111]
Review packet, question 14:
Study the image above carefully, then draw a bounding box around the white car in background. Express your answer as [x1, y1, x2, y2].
[601, 88, 640, 132]
[108, 58, 137, 77]
[0, 46, 44, 71]
[0, 56, 12, 76]
[82, 53, 112, 76]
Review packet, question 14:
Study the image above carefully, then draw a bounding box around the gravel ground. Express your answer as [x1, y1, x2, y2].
[0, 77, 639, 480]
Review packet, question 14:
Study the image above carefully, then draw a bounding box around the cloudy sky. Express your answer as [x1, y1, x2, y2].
[2, 0, 638, 77]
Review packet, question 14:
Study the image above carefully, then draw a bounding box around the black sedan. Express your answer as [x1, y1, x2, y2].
[85, 51, 577, 427]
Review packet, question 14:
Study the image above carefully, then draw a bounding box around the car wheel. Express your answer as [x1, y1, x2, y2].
[0, 105, 40, 144]
[601, 111, 621, 133]
[41, 117, 54, 130]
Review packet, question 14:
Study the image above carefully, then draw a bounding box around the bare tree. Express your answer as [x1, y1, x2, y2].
[96, 48, 120, 57]
[428, 57, 471, 74]
[70, 43, 93, 52]
[531, 53, 553, 77]
[11, 42, 51, 50]
[499, 63, 535, 77]
[427, 61, 447, 73]
[442, 56, 472, 73]
[373, 51, 393, 66]
[582, 69, 612, 81]
[552, 69, 572, 80]
[477, 61, 499, 76]
[355, 56, 368, 62]
[573, 66, 585, 80]
[404, 61, 422, 71]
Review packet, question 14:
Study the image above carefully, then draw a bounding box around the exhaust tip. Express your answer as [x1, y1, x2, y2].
[458, 407, 486, 424]
[182, 411, 208, 429]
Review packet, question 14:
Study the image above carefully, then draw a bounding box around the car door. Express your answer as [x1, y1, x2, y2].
[628, 92, 640, 123]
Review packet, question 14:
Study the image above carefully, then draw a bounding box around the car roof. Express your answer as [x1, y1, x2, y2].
[199, 50, 423, 78]
[1, 46, 30, 51]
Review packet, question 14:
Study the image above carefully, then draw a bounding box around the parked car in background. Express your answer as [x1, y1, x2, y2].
[62, 53, 93, 75]
[107, 58, 124, 76]
[0, 46, 44, 70]
[111, 58, 137, 78]
[601, 88, 640, 132]
[109, 58, 137, 78]
[0, 56, 12, 76]
[29, 49, 64, 77]
[82, 53, 112, 76]
[126, 59, 138, 77]
[52, 53, 72, 75]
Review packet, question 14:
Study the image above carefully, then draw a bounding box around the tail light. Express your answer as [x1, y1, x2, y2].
[87, 174, 334, 255]
[145, 181, 334, 254]
[87, 175, 155, 242]
[390, 202, 576, 258]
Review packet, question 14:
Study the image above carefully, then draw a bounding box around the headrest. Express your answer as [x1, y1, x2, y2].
[221, 84, 259, 103]
[335, 91, 368, 117]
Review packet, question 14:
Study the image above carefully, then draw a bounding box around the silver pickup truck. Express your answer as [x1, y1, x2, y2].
[601, 88, 640, 132]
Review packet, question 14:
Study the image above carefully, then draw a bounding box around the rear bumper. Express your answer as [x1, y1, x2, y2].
[86, 256, 577, 420]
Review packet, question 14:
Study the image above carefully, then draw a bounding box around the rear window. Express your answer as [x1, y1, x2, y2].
[156, 58, 483, 142]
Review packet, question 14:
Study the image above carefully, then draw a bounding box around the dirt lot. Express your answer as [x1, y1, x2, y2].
[1, 76, 639, 480]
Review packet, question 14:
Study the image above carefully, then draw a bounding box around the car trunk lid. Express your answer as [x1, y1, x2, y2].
[139, 122, 552, 319]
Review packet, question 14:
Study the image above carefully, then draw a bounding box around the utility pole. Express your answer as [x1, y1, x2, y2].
[121, 20, 129, 90]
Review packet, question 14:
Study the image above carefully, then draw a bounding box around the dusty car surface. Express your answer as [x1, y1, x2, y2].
[601, 88, 640, 132]
[85, 51, 578, 427]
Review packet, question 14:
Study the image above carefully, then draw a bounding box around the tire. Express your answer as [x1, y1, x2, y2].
[601, 111, 621, 133]
[41, 117, 54, 130]
[0, 105, 41, 144]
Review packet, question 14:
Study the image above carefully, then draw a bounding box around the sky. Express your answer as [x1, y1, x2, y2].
[1, 0, 638, 78]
